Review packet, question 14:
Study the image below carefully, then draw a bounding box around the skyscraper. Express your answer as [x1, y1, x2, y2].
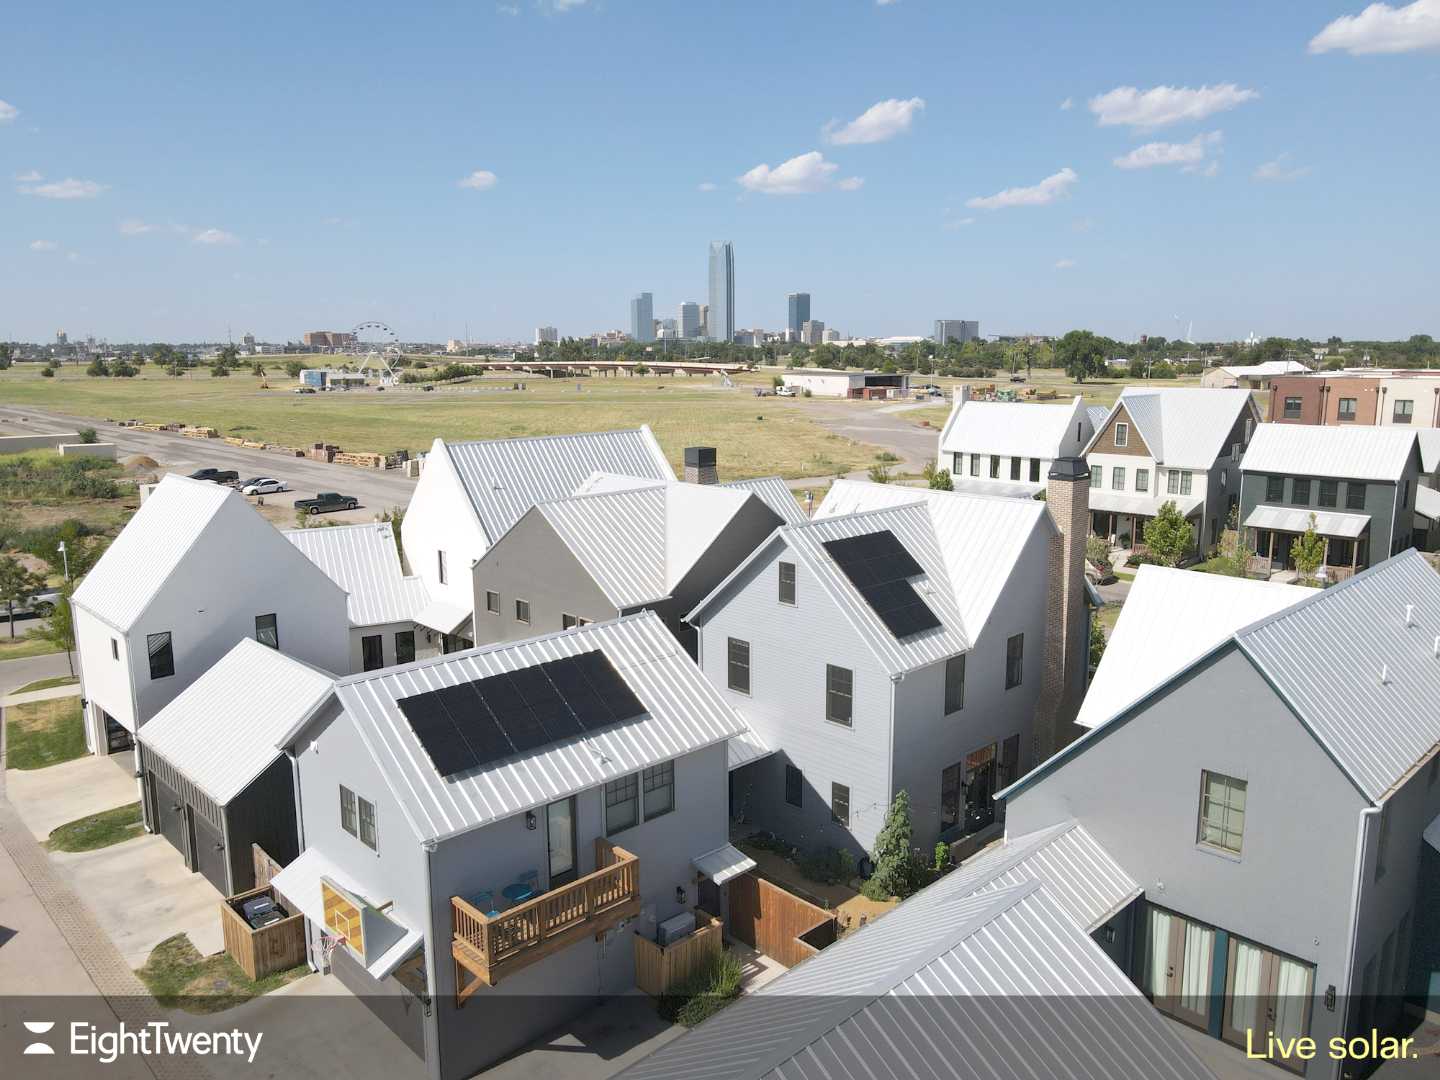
[934, 319, 980, 347]
[534, 326, 559, 346]
[708, 242, 734, 343]
[630, 292, 655, 343]
[787, 293, 810, 340]
[679, 301, 701, 340]
[802, 320, 825, 345]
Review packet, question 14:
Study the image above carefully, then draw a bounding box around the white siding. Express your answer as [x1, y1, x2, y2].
[401, 440, 490, 615]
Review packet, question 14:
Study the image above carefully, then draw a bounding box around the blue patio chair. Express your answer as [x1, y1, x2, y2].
[518, 868, 540, 893]
[471, 889, 499, 917]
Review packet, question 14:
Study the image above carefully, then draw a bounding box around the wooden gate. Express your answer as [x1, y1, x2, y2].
[727, 872, 836, 969]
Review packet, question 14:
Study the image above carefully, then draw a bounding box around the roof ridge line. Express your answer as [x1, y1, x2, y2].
[448, 426, 646, 450]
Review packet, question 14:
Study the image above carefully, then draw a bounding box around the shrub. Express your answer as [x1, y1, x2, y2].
[659, 951, 744, 1027]
[112, 362, 138, 377]
[798, 846, 856, 886]
[86, 358, 110, 377]
[41, 366, 55, 377]
[867, 463, 892, 484]
[1085, 534, 1111, 566]
[862, 791, 917, 901]
[77, 427, 98, 444]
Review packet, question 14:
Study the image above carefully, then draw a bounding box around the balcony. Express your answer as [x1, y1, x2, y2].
[451, 839, 640, 998]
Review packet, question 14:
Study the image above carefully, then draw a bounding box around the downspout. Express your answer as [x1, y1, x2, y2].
[421, 840, 442, 1080]
[887, 670, 902, 855]
[1338, 803, 1381, 1078]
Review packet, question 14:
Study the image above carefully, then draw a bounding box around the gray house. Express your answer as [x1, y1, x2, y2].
[686, 468, 1092, 861]
[1000, 550, 1440, 1076]
[1240, 424, 1426, 577]
[273, 611, 750, 1080]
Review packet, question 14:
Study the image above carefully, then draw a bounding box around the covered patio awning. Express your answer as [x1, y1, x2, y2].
[1088, 489, 1203, 518]
[727, 729, 774, 771]
[691, 843, 756, 886]
[1415, 485, 1440, 524]
[414, 596, 473, 636]
[1243, 504, 1370, 539]
[947, 476, 1043, 500]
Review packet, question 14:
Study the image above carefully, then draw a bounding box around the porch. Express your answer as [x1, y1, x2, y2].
[1090, 490, 1204, 552]
[1243, 504, 1369, 579]
[451, 838, 640, 997]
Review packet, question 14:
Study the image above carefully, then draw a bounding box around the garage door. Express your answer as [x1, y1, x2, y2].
[192, 814, 228, 894]
[150, 775, 189, 863]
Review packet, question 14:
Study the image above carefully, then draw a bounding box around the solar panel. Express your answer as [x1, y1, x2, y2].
[573, 651, 647, 723]
[823, 529, 941, 640]
[397, 693, 480, 776]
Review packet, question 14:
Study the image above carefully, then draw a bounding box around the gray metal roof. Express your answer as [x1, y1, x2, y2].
[721, 476, 809, 525]
[1240, 424, 1418, 483]
[939, 394, 1089, 460]
[441, 426, 674, 543]
[1089, 388, 1255, 469]
[327, 611, 747, 843]
[284, 522, 430, 627]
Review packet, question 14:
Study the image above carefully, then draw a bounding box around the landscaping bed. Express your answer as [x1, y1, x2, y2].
[47, 802, 144, 852]
[5, 695, 85, 769]
[137, 933, 309, 1015]
[656, 949, 743, 1027]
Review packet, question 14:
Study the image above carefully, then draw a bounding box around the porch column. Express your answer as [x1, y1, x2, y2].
[1322, 537, 1330, 567]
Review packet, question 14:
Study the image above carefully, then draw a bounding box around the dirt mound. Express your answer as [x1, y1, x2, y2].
[123, 454, 160, 472]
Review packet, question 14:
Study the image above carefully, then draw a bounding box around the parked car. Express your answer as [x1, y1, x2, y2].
[240, 477, 288, 496]
[188, 468, 240, 484]
[775, 386, 796, 397]
[293, 385, 317, 394]
[8, 588, 61, 619]
[293, 492, 358, 515]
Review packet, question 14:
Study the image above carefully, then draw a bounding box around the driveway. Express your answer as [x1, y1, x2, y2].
[6, 752, 136, 841]
[486, 992, 683, 1080]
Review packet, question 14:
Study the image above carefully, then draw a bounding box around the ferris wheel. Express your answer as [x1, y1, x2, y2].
[350, 321, 401, 381]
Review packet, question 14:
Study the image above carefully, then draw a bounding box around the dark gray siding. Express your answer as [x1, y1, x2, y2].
[225, 754, 300, 893]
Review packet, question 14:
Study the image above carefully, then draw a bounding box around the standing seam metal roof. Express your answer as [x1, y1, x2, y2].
[939, 395, 1088, 460]
[1239, 424, 1418, 483]
[1088, 388, 1255, 469]
[284, 522, 430, 627]
[720, 476, 809, 525]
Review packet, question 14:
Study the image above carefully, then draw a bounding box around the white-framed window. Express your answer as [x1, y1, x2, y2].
[825, 665, 853, 726]
[1114, 422, 1129, 448]
[643, 761, 674, 820]
[1197, 770, 1246, 855]
[340, 786, 357, 837]
[727, 637, 751, 694]
[605, 773, 639, 835]
[1135, 468, 1149, 493]
[831, 783, 850, 826]
[1112, 466, 1126, 491]
[358, 795, 378, 851]
[485, 590, 500, 615]
[778, 562, 797, 605]
[515, 598, 531, 623]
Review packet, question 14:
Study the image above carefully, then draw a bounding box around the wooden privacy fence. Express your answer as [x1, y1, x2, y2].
[633, 911, 723, 996]
[727, 872, 837, 969]
[220, 884, 307, 981]
[252, 844, 285, 890]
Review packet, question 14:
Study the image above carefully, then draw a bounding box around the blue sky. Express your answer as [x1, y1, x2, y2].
[3, 0, 1438, 343]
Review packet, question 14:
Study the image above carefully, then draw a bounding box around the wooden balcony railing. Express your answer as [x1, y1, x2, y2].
[451, 839, 640, 999]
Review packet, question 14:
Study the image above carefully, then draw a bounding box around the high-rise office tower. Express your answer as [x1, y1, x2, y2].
[534, 326, 559, 346]
[708, 242, 734, 343]
[802, 320, 825, 346]
[699, 305, 709, 338]
[679, 301, 701, 340]
[934, 319, 980, 347]
[630, 292, 655, 343]
[787, 293, 811, 340]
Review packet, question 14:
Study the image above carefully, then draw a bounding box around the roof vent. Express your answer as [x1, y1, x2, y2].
[1379, 664, 1389, 686]
[1405, 604, 1415, 628]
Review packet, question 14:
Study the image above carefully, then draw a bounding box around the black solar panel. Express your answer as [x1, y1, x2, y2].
[396, 650, 647, 778]
[823, 529, 942, 640]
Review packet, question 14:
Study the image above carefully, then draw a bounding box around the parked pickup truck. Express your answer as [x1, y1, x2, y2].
[188, 468, 240, 484]
[293, 491, 358, 515]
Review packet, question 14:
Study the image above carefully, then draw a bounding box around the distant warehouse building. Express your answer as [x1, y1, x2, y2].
[1199, 360, 1309, 390]
[782, 368, 911, 399]
[299, 369, 367, 390]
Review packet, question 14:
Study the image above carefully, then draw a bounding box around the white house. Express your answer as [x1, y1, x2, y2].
[1200, 360, 1310, 390]
[71, 475, 349, 757]
[938, 389, 1096, 497]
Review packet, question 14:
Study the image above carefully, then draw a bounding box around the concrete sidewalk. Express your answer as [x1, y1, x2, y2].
[0, 683, 80, 708]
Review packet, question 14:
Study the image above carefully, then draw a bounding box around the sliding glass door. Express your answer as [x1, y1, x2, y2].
[1139, 903, 1215, 1030]
[1222, 935, 1315, 1074]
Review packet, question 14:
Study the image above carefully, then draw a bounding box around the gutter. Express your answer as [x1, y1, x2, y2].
[1337, 803, 1381, 1078]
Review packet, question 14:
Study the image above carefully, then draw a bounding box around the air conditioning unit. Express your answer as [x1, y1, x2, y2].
[657, 910, 696, 947]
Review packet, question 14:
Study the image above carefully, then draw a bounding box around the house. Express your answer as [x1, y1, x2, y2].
[470, 480, 783, 656]
[272, 611, 751, 1079]
[938, 388, 1096, 497]
[400, 428, 675, 650]
[285, 521, 435, 671]
[1084, 387, 1260, 554]
[1268, 370, 1440, 429]
[617, 818, 1216, 1080]
[135, 639, 333, 895]
[71, 475, 349, 757]
[575, 469, 809, 525]
[686, 466, 1092, 861]
[1239, 424, 1426, 577]
[1200, 360, 1310, 390]
[1000, 551, 1440, 1076]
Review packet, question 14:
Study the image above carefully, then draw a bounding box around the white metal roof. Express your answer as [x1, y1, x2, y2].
[1241, 424, 1418, 482]
[947, 475, 1044, 499]
[1236, 549, 1440, 802]
[414, 596, 472, 636]
[939, 394, 1089, 460]
[1078, 566, 1305, 730]
[1416, 485, 1440, 523]
[1215, 361, 1309, 378]
[720, 476, 809, 525]
[327, 612, 747, 843]
[1418, 430, 1440, 476]
[1243, 504, 1371, 539]
[691, 843, 756, 886]
[71, 474, 233, 631]
[1088, 387, 1255, 468]
[138, 639, 335, 805]
[284, 522, 429, 628]
[440, 427, 675, 544]
[1087, 488, 1204, 518]
[727, 728, 774, 771]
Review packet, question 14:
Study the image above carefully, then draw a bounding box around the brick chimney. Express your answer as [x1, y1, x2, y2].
[1033, 456, 1091, 759]
[684, 446, 718, 485]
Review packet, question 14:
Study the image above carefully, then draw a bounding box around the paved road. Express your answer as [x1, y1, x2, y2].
[0, 652, 74, 698]
[797, 399, 941, 473]
[0, 404, 416, 521]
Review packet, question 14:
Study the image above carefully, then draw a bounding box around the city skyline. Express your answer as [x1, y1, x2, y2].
[2, 2, 1438, 342]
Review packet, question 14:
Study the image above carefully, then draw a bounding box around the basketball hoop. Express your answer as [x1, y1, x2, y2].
[320, 932, 346, 965]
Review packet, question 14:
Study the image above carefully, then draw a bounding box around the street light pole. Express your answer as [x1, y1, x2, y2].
[58, 541, 70, 582]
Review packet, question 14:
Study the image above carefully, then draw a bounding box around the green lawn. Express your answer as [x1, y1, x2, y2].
[0, 632, 61, 662]
[11, 675, 77, 695]
[4, 695, 85, 769]
[47, 802, 144, 852]
[137, 933, 309, 1014]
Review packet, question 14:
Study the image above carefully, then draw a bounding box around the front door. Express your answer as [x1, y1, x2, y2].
[546, 797, 577, 889]
[1221, 936, 1315, 1074]
[1140, 904, 1215, 1031]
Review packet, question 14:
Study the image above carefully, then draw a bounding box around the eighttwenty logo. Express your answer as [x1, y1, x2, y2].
[23, 1021, 55, 1055]
[18, 1020, 263, 1064]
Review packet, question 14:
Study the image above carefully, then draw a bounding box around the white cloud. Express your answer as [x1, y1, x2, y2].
[19, 177, 107, 199]
[497, 2, 520, 13]
[877, 0, 900, 5]
[1310, 0, 1440, 54]
[1060, 97, 1074, 111]
[0, 100, 17, 123]
[118, 218, 155, 235]
[539, 0, 587, 11]
[1088, 83, 1258, 130]
[825, 97, 925, 145]
[697, 181, 717, 192]
[737, 151, 861, 195]
[29, 239, 57, 251]
[458, 169, 499, 191]
[14, 169, 42, 182]
[966, 167, 1077, 210]
[1113, 130, 1223, 170]
[1054, 258, 1077, 270]
[192, 227, 238, 245]
[1253, 155, 1310, 182]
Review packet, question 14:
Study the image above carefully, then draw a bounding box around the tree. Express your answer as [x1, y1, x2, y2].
[86, 357, 110, 377]
[922, 462, 953, 491]
[112, 361, 138, 377]
[1088, 613, 1108, 670]
[210, 360, 230, 377]
[0, 556, 45, 638]
[252, 362, 267, 377]
[1055, 330, 1108, 383]
[0, 342, 12, 369]
[1292, 514, 1326, 578]
[216, 344, 240, 368]
[862, 790, 916, 900]
[39, 583, 77, 676]
[1143, 500, 1192, 566]
[284, 361, 305, 379]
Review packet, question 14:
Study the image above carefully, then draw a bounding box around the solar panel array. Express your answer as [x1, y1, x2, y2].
[396, 650, 647, 778]
[822, 530, 943, 640]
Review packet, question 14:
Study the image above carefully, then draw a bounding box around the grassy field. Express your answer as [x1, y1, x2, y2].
[0, 631, 60, 661]
[5, 695, 85, 769]
[12, 675, 77, 694]
[0, 365, 874, 481]
[47, 802, 144, 852]
[137, 932, 309, 1014]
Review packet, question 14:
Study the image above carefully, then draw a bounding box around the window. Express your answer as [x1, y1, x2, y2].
[515, 599, 530, 624]
[778, 562, 797, 605]
[1292, 478, 1310, 504]
[605, 774, 639, 834]
[255, 613, 279, 650]
[944, 654, 965, 714]
[1393, 399, 1414, 424]
[989, 455, 1000, 479]
[1135, 468, 1149, 493]
[1010, 457, 1022, 481]
[1283, 396, 1302, 419]
[358, 795, 377, 850]
[1115, 422, 1129, 448]
[969, 453, 980, 477]
[643, 761, 674, 820]
[1112, 466, 1126, 491]
[147, 631, 175, 680]
[1029, 458, 1040, 483]
[1221, 470, 1228, 489]
[361, 634, 383, 672]
[1375, 806, 1390, 881]
[1179, 471, 1193, 496]
[941, 743, 999, 836]
[437, 550, 447, 585]
[1402, 480, 1410, 508]
[951, 452, 962, 475]
[1266, 475, 1285, 502]
[785, 764, 803, 807]
[1346, 482, 1366, 510]
[727, 637, 751, 694]
[825, 665, 853, 726]
[340, 786, 357, 837]
[1167, 470, 1180, 495]
[1090, 467, 1101, 489]
[1338, 397, 1357, 422]
[1197, 770, 1246, 855]
[485, 590, 500, 615]
[1005, 633, 1024, 689]
[395, 630, 415, 665]
[562, 612, 579, 629]
[110, 638, 119, 661]
[1319, 480, 1338, 508]
[831, 783, 850, 826]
